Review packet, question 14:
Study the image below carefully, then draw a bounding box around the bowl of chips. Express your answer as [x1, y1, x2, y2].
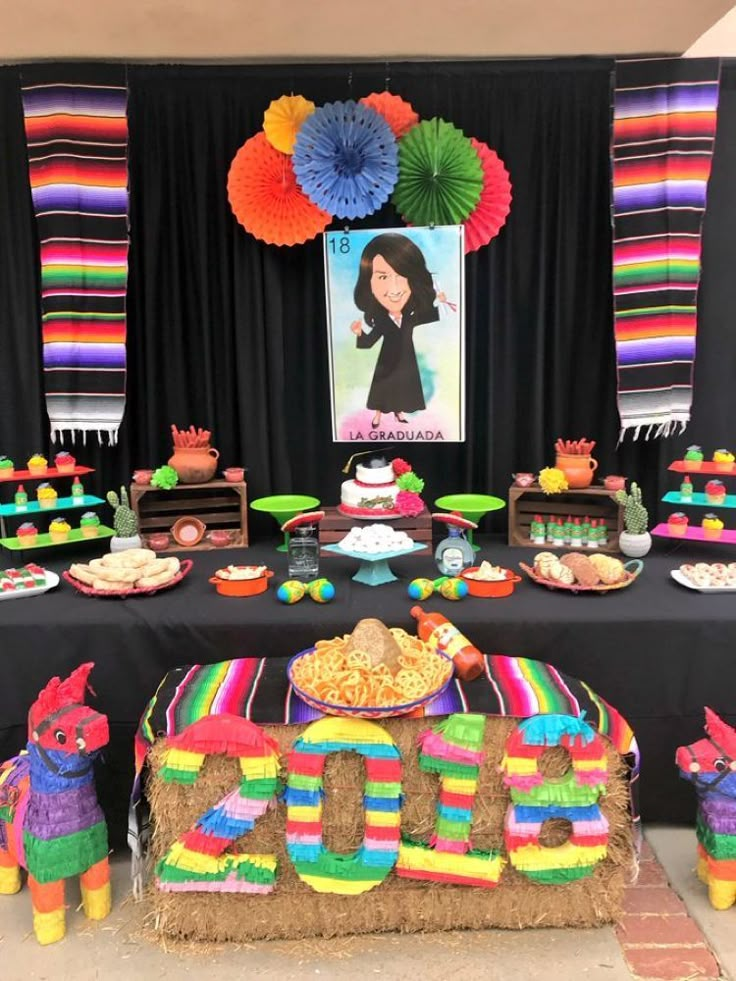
[287, 623, 454, 719]
[461, 561, 521, 598]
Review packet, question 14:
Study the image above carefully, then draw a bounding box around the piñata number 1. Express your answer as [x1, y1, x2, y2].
[396, 713, 505, 887]
[154, 716, 280, 893]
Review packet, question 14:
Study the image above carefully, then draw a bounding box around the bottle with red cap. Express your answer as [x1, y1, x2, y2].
[410, 606, 484, 682]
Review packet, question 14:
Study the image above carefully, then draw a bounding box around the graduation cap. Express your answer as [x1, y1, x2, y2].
[342, 446, 396, 475]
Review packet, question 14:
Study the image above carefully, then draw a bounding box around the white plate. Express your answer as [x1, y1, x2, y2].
[670, 569, 736, 594]
[0, 570, 59, 601]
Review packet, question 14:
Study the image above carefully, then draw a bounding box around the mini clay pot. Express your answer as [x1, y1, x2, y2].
[512, 473, 535, 487]
[603, 475, 626, 491]
[223, 467, 245, 483]
[171, 516, 206, 546]
[133, 469, 153, 485]
[147, 532, 171, 550]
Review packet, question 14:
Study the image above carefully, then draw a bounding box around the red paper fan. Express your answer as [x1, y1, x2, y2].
[359, 91, 419, 139]
[463, 138, 512, 253]
[227, 132, 331, 247]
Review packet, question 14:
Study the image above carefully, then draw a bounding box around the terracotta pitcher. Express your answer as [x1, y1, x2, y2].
[555, 453, 598, 489]
[168, 446, 219, 484]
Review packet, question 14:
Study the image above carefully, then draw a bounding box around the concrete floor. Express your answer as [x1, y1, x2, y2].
[0, 827, 730, 981]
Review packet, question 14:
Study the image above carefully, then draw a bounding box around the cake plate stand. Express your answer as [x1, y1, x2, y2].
[250, 494, 321, 552]
[322, 542, 427, 585]
[434, 493, 506, 551]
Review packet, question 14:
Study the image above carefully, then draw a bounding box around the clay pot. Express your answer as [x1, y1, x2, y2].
[223, 467, 245, 483]
[512, 472, 535, 487]
[147, 532, 171, 550]
[603, 475, 626, 492]
[168, 446, 219, 484]
[133, 469, 153, 485]
[555, 453, 598, 489]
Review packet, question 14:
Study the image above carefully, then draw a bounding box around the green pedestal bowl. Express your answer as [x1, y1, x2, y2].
[434, 493, 506, 551]
[250, 494, 321, 552]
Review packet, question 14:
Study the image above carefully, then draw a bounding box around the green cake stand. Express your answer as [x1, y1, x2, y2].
[434, 493, 506, 551]
[250, 494, 321, 552]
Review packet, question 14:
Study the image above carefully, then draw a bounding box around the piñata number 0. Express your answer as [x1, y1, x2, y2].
[155, 713, 610, 894]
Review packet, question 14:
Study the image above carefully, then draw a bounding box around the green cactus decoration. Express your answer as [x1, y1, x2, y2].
[616, 482, 649, 535]
[106, 485, 139, 538]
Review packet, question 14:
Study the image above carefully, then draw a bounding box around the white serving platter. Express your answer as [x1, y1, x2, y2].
[0, 570, 59, 601]
[670, 569, 736, 594]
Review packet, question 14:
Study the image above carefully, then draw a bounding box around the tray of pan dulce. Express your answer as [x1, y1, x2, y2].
[520, 551, 642, 594]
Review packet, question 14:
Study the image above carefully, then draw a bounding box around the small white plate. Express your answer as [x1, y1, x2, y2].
[670, 569, 736, 594]
[0, 570, 59, 601]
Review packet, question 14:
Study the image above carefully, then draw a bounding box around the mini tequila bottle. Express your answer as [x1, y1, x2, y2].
[14, 484, 28, 512]
[435, 524, 475, 576]
[71, 475, 85, 504]
[680, 475, 693, 501]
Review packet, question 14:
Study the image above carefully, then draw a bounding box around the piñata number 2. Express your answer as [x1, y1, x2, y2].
[155, 716, 280, 894]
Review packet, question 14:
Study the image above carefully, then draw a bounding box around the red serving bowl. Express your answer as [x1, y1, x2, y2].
[461, 566, 521, 598]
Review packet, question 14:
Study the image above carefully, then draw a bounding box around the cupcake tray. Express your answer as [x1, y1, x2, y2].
[0, 495, 104, 517]
[651, 524, 736, 545]
[0, 526, 114, 551]
[0, 466, 93, 483]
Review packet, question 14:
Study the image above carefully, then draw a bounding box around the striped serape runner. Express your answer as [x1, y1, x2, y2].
[612, 58, 720, 440]
[129, 652, 640, 859]
[20, 65, 129, 445]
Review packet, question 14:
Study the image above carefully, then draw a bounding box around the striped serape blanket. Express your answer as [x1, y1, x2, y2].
[612, 58, 720, 440]
[20, 65, 129, 445]
[129, 652, 640, 860]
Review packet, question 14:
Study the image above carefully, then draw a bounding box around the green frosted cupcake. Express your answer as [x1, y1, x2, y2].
[80, 511, 101, 539]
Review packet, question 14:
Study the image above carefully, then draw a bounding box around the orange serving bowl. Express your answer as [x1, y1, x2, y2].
[209, 567, 273, 597]
[461, 566, 521, 598]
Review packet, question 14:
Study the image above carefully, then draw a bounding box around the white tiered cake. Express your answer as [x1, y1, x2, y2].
[340, 460, 401, 517]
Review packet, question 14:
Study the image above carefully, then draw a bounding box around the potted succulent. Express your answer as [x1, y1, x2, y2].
[615, 482, 651, 558]
[107, 486, 142, 552]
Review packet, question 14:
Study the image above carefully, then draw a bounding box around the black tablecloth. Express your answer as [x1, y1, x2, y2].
[2, 534, 733, 841]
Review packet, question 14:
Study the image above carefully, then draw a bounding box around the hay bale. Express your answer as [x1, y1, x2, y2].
[145, 716, 634, 942]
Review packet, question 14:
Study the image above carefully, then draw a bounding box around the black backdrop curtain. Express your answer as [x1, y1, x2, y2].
[1, 57, 736, 532]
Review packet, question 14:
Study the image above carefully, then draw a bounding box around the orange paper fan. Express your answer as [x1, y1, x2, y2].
[463, 138, 512, 253]
[263, 94, 315, 155]
[227, 132, 331, 247]
[359, 91, 419, 139]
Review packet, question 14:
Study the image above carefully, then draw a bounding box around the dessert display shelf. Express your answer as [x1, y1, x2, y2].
[507, 485, 623, 554]
[0, 527, 114, 551]
[319, 505, 432, 546]
[0, 495, 104, 517]
[130, 479, 248, 551]
[651, 524, 736, 545]
[662, 492, 736, 509]
[668, 461, 736, 476]
[0, 465, 93, 483]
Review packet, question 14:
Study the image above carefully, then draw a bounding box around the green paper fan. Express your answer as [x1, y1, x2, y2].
[393, 118, 483, 226]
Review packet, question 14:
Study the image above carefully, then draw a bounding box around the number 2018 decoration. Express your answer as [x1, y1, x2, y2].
[155, 712, 610, 895]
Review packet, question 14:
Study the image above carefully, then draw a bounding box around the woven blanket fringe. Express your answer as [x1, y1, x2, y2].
[51, 426, 119, 446]
[617, 418, 688, 446]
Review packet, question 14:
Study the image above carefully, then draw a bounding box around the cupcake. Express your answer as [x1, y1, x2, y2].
[667, 512, 689, 537]
[36, 482, 58, 509]
[55, 450, 76, 474]
[80, 511, 101, 538]
[702, 513, 724, 541]
[713, 449, 735, 473]
[705, 479, 726, 506]
[27, 453, 48, 476]
[16, 522, 38, 547]
[684, 445, 704, 471]
[0, 456, 14, 479]
[49, 517, 71, 543]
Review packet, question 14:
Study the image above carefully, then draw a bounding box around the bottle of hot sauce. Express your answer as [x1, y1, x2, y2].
[410, 606, 484, 682]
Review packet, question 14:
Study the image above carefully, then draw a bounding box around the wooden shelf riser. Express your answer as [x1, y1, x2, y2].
[130, 481, 249, 548]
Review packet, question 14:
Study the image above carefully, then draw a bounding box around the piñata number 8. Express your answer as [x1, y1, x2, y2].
[154, 716, 280, 893]
[501, 714, 610, 883]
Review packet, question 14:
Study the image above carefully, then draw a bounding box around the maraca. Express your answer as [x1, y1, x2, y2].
[277, 580, 306, 604]
[407, 576, 467, 601]
[307, 578, 335, 603]
[277, 578, 335, 604]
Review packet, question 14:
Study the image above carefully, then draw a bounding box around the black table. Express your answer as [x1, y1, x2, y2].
[1, 534, 733, 842]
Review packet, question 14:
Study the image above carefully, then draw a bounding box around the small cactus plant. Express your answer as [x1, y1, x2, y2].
[106, 486, 139, 538]
[616, 482, 649, 535]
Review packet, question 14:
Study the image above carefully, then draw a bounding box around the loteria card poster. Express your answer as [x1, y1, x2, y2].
[324, 225, 465, 443]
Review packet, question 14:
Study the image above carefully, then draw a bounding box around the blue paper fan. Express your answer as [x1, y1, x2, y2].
[292, 100, 398, 220]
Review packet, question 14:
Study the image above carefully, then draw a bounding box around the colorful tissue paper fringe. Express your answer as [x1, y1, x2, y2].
[20, 65, 129, 445]
[612, 57, 720, 440]
[155, 715, 280, 893]
[397, 713, 505, 887]
[501, 714, 609, 883]
[0, 663, 111, 944]
[285, 717, 402, 894]
[676, 707, 736, 909]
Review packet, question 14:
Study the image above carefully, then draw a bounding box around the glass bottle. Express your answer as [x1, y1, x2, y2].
[435, 524, 475, 576]
[287, 523, 319, 582]
[680, 475, 693, 501]
[14, 484, 28, 512]
[71, 475, 85, 504]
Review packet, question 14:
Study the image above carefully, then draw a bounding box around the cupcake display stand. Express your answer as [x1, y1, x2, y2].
[651, 458, 736, 545]
[0, 463, 112, 551]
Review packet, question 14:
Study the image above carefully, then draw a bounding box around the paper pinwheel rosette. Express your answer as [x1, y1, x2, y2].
[263, 94, 315, 155]
[227, 132, 331, 246]
[393, 117, 484, 226]
[463, 138, 512, 253]
[359, 91, 419, 139]
[292, 100, 398, 220]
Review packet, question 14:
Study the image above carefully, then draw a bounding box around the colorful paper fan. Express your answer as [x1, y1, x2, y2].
[263, 94, 315, 155]
[227, 132, 331, 247]
[463, 138, 512, 253]
[292, 100, 398, 220]
[393, 118, 483, 227]
[359, 91, 419, 139]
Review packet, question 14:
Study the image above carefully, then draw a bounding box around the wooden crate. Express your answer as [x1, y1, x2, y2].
[319, 505, 432, 549]
[130, 480, 248, 551]
[508, 484, 623, 554]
